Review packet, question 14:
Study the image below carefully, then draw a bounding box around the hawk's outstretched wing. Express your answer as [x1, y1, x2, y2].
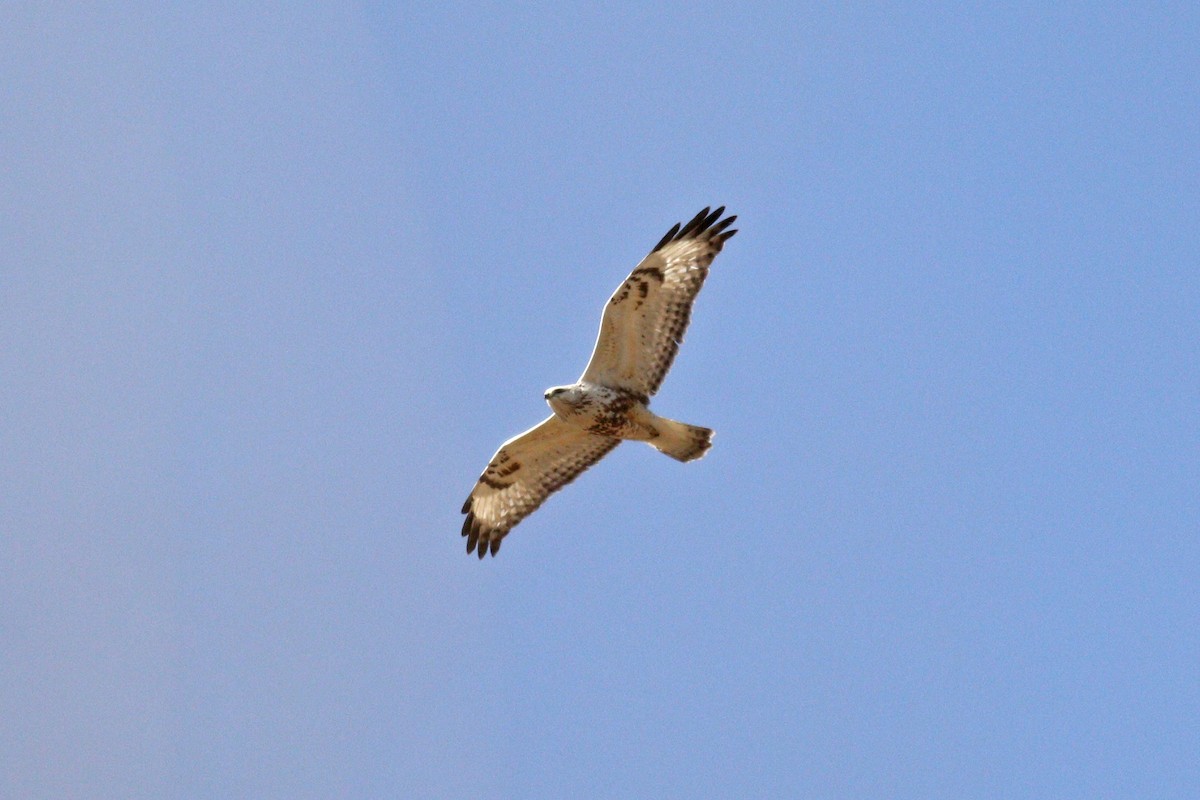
[461, 416, 620, 558]
[580, 207, 737, 399]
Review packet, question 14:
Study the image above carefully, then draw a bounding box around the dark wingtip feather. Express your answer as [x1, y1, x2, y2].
[461, 497, 472, 514]
[466, 515, 482, 554]
[699, 206, 723, 231]
[711, 214, 736, 236]
[653, 207, 737, 252]
[677, 207, 710, 238]
[652, 222, 681, 253]
[461, 508, 501, 559]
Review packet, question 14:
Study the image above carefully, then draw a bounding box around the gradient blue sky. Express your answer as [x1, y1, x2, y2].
[3, 3, 1198, 798]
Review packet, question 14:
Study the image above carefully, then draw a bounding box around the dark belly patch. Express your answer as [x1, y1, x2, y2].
[585, 390, 645, 437]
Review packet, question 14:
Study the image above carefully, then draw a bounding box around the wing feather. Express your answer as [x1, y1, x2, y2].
[461, 416, 620, 558]
[581, 207, 736, 398]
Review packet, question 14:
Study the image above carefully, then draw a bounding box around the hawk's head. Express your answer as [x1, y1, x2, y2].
[545, 384, 583, 417]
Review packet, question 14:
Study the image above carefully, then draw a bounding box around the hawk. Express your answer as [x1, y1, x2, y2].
[461, 206, 737, 558]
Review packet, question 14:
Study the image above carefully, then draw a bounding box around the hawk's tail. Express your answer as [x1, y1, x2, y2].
[650, 418, 713, 463]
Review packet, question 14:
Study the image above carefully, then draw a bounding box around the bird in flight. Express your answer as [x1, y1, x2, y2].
[461, 206, 737, 558]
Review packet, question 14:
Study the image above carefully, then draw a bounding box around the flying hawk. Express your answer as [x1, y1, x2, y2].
[461, 206, 737, 558]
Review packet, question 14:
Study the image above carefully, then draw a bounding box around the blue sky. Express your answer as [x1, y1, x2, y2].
[3, 3, 1197, 797]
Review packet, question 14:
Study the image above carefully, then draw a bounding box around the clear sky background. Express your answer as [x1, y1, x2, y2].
[3, 3, 1197, 798]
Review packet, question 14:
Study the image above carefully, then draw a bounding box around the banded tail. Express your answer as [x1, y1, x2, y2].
[651, 417, 713, 462]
